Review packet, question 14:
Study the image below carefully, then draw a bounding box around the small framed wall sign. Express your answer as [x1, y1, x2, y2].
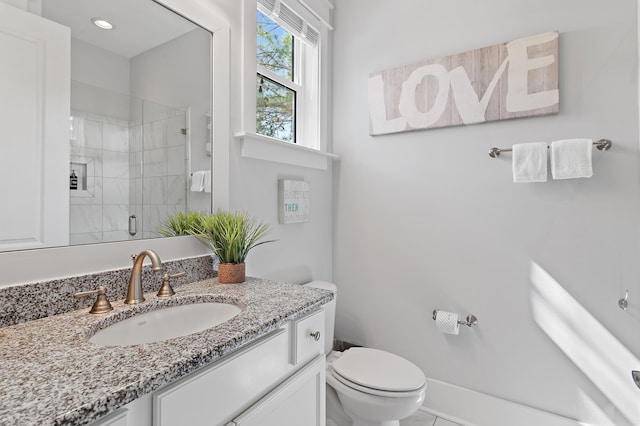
[278, 179, 310, 224]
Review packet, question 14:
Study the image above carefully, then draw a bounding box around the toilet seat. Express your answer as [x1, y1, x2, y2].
[329, 369, 425, 398]
[330, 347, 426, 397]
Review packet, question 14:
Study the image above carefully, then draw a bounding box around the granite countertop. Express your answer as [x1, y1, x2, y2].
[0, 277, 333, 426]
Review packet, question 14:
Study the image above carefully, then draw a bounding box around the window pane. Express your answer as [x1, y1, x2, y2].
[257, 74, 295, 142]
[257, 10, 294, 80]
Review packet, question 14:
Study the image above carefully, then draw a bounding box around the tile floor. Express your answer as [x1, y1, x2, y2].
[400, 410, 463, 426]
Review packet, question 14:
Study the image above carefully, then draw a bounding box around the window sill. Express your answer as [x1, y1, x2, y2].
[235, 131, 338, 170]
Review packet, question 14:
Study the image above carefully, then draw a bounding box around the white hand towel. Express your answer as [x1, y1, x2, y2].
[512, 142, 548, 183]
[190, 171, 205, 192]
[550, 138, 593, 179]
[70, 116, 85, 146]
[203, 170, 212, 193]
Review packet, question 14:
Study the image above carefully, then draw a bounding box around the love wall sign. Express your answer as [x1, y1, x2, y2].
[368, 31, 559, 135]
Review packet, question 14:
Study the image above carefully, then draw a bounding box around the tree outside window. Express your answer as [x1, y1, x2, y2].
[256, 11, 296, 142]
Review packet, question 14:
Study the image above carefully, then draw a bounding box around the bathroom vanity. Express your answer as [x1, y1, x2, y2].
[0, 277, 331, 426]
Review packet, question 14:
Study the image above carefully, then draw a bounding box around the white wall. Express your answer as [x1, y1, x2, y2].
[332, 0, 640, 425]
[230, 153, 334, 283]
[71, 38, 129, 95]
[70, 38, 131, 122]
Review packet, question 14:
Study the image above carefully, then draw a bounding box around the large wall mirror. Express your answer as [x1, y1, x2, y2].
[0, 0, 212, 253]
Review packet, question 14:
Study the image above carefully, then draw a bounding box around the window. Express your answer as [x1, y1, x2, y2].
[256, 0, 320, 148]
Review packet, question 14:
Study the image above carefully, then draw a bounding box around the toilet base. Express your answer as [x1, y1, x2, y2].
[327, 382, 353, 426]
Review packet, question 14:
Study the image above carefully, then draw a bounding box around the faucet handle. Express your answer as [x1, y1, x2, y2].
[157, 272, 186, 298]
[74, 286, 114, 314]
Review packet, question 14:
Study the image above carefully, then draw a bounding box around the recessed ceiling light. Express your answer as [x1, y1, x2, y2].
[91, 17, 114, 30]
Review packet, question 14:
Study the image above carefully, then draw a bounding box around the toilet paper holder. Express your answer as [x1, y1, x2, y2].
[432, 309, 478, 328]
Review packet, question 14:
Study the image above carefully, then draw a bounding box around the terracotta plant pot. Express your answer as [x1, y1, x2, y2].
[218, 263, 246, 284]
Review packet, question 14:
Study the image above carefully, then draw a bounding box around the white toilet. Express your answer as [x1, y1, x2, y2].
[304, 281, 426, 426]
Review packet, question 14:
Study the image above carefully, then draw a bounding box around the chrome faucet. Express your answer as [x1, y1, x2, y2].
[125, 250, 164, 305]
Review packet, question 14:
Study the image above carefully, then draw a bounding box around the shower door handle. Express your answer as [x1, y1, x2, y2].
[129, 215, 137, 236]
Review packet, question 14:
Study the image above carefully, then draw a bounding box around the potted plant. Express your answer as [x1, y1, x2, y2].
[190, 211, 275, 284]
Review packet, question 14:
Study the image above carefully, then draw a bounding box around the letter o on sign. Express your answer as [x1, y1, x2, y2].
[399, 63, 450, 128]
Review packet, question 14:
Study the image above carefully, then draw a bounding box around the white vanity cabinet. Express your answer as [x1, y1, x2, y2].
[90, 309, 325, 426]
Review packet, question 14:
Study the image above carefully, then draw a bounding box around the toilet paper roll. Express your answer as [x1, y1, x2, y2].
[435, 310, 460, 335]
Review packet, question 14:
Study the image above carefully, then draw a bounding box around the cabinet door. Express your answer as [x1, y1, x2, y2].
[229, 355, 325, 426]
[0, 2, 70, 251]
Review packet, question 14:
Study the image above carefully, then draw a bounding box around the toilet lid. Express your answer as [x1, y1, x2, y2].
[331, 347, 425, 392]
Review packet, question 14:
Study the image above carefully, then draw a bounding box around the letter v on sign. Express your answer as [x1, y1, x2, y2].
[449, 57, 509, 124]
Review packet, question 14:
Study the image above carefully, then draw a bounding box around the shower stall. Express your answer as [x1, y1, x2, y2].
[69, 80, 194, 245]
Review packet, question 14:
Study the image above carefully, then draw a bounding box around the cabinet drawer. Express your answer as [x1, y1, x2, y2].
[228, 355, 325, 426]
[153, 328, 289, 426]
[292, 309, 325, 365]
[90, 409, 127, 426]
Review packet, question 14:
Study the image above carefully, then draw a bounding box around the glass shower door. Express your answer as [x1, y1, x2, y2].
[132, 99, 188, 239]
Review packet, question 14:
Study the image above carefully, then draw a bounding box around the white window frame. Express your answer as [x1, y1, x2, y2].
[256, 2, 317, 148]
[237, 0, 335, 170]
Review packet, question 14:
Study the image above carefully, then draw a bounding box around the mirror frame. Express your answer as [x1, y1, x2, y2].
[0, 0, 230, 286]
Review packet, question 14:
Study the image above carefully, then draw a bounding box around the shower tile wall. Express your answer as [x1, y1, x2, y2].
[70, 103, 187, 245]
[69, 112, 130, 245]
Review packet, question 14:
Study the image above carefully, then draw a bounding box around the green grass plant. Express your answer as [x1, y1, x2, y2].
[190, 211, 275, 264]
[157, 211, 206, 237]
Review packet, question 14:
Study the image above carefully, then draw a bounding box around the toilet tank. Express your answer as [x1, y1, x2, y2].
[303, 281, 336, 355]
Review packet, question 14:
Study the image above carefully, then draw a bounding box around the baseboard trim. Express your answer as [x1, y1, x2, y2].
[420, 378, 586, 426]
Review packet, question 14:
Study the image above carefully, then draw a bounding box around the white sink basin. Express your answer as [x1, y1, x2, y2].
[89, 302, 242, 346]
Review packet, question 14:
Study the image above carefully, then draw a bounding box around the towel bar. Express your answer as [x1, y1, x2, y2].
[488, 139, 612, 158]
